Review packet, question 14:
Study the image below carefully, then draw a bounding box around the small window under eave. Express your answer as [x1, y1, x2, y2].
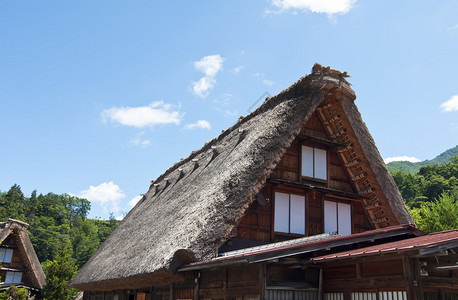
[301, 145, 327, 181]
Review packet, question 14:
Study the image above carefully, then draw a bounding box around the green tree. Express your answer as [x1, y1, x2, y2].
[410, 191, 458, 233]
[0, 184, 118, 270]
[0, 286, 28, 300]
[0, 184, 26, 221]
[42, 246, 78, 300]
[422, 174, 449, 201]
[70, 218, 100, 268]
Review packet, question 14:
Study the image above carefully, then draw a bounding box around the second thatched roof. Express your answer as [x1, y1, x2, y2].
[0, 219, 46, 290]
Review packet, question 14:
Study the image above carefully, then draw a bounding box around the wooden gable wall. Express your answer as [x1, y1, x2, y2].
[233, 111, 372, 245]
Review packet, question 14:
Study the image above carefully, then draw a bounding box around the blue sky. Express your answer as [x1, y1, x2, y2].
[1, 1, 457, 219]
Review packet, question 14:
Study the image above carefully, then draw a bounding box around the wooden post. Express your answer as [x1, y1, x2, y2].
[305, 191, 311, 236]
[224, 267, 228, 300]
[270, 184, 277, 242]
[356, 262, 361, 279]
[318, 267, 323, 300]
[260, 263, 266, 300]
[403, 255, 416, 300]
[194, 272, 200, 300]
[405, 257, 424, 300]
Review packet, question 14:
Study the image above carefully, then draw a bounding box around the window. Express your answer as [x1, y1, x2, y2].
[324, 200, 351, 236]
[379, 291, 407, 300]
[324, 293, 344, 300]
[4, 272, 22, 284]
[301, 146, 327, 180]
[266, 290, 317, 300]
[352, 292, 377, 300]
[274, 192, 305, 234]
[0, 247, 13, 263]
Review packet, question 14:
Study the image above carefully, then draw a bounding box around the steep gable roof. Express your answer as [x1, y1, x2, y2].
[72, 64, 413, 291]
[0, 219, 46, 289]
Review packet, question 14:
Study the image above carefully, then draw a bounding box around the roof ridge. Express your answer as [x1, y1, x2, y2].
[147, 71, 318, 192]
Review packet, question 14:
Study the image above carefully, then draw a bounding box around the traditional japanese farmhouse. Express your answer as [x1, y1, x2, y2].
[0, 219, 46, 298]
[72, 64, 458, 300]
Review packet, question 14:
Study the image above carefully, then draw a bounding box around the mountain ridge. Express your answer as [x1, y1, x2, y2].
[386, 145, 458, 174]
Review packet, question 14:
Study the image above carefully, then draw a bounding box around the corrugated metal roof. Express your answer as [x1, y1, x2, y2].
[219, 233, 337, 257]
[179, 224, 422, 271]
[311, 228, 458, 262]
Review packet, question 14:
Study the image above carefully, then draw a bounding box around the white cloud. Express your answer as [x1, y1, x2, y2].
[263, 79, 275, 86]
[270, 0, 357, 15]
[78, 182, 126, 213]
[101, 101, 183, 128]
[232, 66, 244, 74]
[130, 132, 151, 147]
[192, 55, 224, 98]
[194, 55, 224, 77]
[183, 120, 211, 130]
[440, 95, 458, 112]
[448, 24, 458, 30]
[128, 195, 142, 208]
[130, 138, 151, 147]
[384, 156, 422, 164]
[192, 76, 216, 98]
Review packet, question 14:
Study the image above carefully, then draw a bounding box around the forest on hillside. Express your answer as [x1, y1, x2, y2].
[0, 185, 117, 267]
[391, 155, 458, 233]
[0, 186, 118, 299]
[387, 145, 458, 174]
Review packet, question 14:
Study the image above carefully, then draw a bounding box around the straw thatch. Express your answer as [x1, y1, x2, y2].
[71, 64, 413, 291]
[0, 219, 46, 289]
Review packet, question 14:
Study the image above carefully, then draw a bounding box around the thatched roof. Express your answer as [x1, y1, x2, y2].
[0, 219, 46, 289]
[71, 64, 413, 291]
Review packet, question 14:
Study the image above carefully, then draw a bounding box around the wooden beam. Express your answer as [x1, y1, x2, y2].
[269, 178, 365, 200]
[298, 134, 347, 148]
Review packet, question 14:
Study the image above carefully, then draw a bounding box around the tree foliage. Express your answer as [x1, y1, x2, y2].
[391, 155, 458, 232]
[0, 186, 118, 266]
[0, 286, 28, 300]
[392, 155, 458, 207]
[0, 185, 119, 297]
[387, 145, 458, 174]
[42, 245, 79, 300]
[409, 191, 458, 233]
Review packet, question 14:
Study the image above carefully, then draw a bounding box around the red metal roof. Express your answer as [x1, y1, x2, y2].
[311, 228, 458, 262]
[179, 224, 423, 271]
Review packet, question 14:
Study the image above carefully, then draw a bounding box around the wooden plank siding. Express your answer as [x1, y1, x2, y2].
[327, 150, 354, 192]
[319, 253, 458, 300]
[308, 191, 323, 236]
[322, 257, 410, 294]
[234, 109, 372, 243]
[235, 185, 272, 242]
[199, 265, 262, 300]
[271, 139, 300, 182]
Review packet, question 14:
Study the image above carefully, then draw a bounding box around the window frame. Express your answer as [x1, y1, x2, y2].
[4, 271, 22, 284]
[0, 247, 13, 264]
[274, 191, 306, 235]
[324, 200, 352, 236]
[301, 145, 328, 182]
